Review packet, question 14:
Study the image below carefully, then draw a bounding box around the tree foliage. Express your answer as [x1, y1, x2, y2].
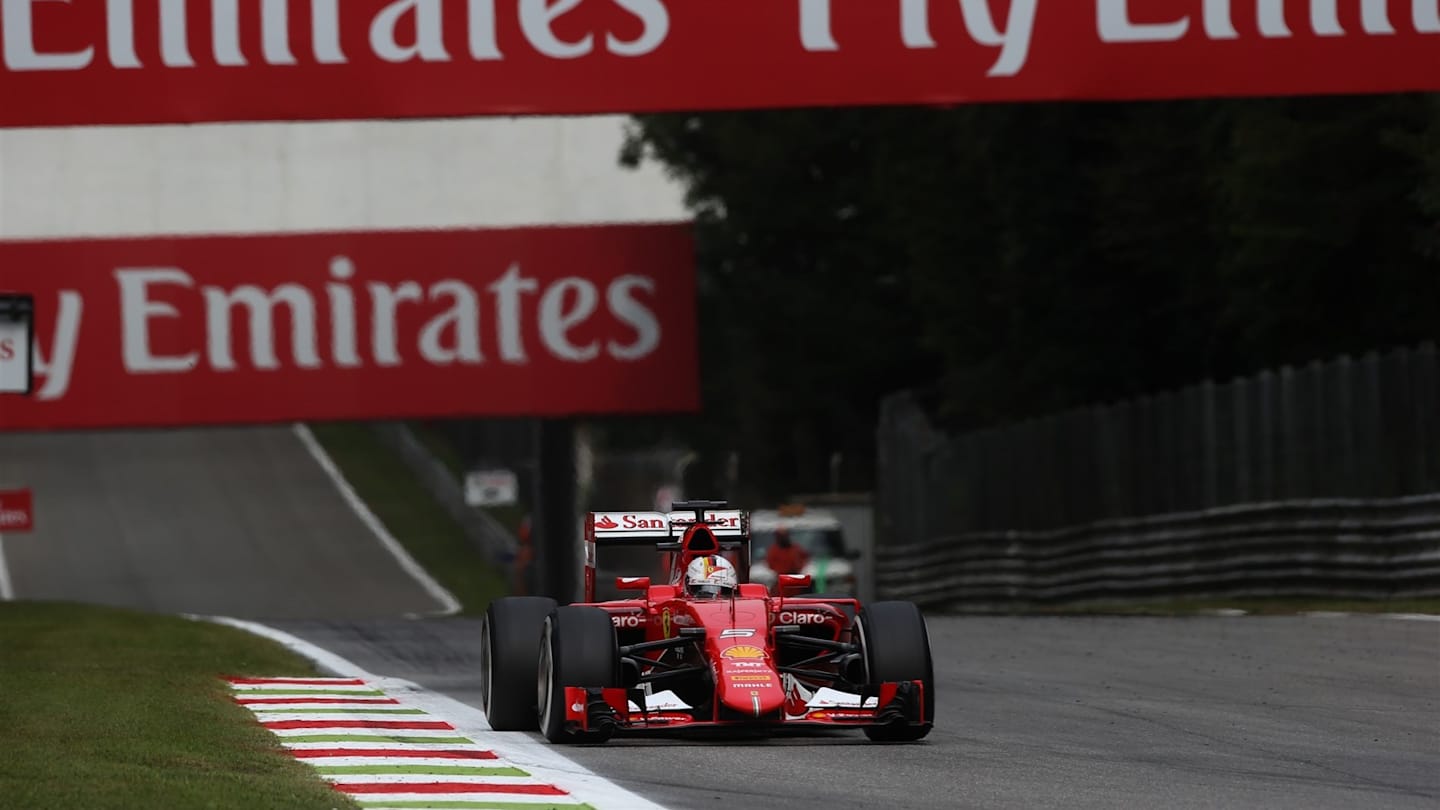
[617, 95, 1440, 500]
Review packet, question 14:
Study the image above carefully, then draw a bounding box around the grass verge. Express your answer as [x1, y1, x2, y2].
[409, 421, 467, 480]
[408, 421, 531, 537]
[308, 422, 509, 617]
[946, 597, 1440, 616]
[0, 602, 357, 810]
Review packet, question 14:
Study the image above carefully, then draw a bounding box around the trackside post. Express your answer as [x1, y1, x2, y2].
[532, 419, 581, 604]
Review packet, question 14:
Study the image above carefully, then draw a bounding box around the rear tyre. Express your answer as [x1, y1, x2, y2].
[855, 600, 935, 742]
[538, 606, 622, 744]
[480, 596, 557, 730]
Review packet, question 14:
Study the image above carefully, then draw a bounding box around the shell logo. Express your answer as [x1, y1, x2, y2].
[721, 645, 766, 660]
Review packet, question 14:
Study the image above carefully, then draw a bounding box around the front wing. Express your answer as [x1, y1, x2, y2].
[562, 679, 928, 734]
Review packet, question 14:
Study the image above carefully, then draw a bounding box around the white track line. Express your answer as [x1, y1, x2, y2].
[0, 532, 13, 600]
[289, 756, 504, 767]
[279, 740, 495, 751]
[317, 773, 541, 785]
[200, 616, 670, 810]
[233, 684, 382, 693]
[325, 792, 575, 805]
[290, 423, 461, 618]
[1298, 611, 1440, 622]
[205, 615, 371, 674]
[254, 711, 428, 719]
[239, 701, 404, 709]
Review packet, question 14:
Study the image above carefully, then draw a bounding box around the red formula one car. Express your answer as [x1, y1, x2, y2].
[480, 500, 935, 744]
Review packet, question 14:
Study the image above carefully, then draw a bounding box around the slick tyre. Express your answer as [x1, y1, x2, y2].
[538, 606, 622, 744]
[480, 596, 557, 731]
[855, 600, 936, 742]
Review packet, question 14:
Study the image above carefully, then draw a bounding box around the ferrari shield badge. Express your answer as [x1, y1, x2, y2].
[721, 645, 767, 660]
[662, 608, 672, 638]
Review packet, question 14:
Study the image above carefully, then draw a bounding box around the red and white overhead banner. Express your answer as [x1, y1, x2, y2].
[1, 1, 1437, 128]
[0, 224, 699, 431]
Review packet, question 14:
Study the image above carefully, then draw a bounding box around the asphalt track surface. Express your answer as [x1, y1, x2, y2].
[274, 613, 1440, 810]
[0, 427, 444, 618]
[4, 428, 1437, 808]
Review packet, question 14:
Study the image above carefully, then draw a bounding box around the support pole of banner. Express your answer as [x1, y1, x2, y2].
[531, 418, 579, 604]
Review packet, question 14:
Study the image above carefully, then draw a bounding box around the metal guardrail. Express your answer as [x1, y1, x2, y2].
[370, 422, 518, 571]
[876, 493, 1440, 606]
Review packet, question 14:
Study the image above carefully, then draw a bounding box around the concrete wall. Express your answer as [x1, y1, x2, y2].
[0, 116, 688, 239]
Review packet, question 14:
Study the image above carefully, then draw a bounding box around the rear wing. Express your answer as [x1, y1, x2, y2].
[583, 500, 750, 601]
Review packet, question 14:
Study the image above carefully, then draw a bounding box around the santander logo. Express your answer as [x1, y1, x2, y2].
[594, 516, 620, 530]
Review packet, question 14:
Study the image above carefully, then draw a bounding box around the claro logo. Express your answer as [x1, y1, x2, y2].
[1, 0, 672, 72]
[24, 258, 662, 401]
[778, 611, 829, 626]
[610, 612, 645, 629]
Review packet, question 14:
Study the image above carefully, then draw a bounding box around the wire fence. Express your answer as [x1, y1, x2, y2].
[876, 343, 1440, 603]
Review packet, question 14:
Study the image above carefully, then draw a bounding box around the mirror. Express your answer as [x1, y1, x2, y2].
[777, 573, 812, 593]
[615, 576, 651, 591]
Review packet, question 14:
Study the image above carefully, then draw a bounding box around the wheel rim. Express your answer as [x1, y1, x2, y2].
[479, 621, 492, 713]
[537, 621, 555, 732]
[854, 615, 873, 685]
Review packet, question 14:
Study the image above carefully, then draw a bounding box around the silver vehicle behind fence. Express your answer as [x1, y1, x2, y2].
[748, 505, 862, 596]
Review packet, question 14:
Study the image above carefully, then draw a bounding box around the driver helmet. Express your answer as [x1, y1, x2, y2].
[685, 555, 738, 599]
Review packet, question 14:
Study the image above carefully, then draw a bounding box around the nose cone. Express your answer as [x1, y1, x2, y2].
[717, 653, 786, 719]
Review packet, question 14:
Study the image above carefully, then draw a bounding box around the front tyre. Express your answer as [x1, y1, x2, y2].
[855, 600, 935, 742]
[537, 606, 622, 744]
[481, 596, 557, 730]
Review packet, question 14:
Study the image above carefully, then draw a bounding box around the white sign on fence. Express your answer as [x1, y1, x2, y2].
[0, 296, 34, 395]
[465, 469, 519, 507]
